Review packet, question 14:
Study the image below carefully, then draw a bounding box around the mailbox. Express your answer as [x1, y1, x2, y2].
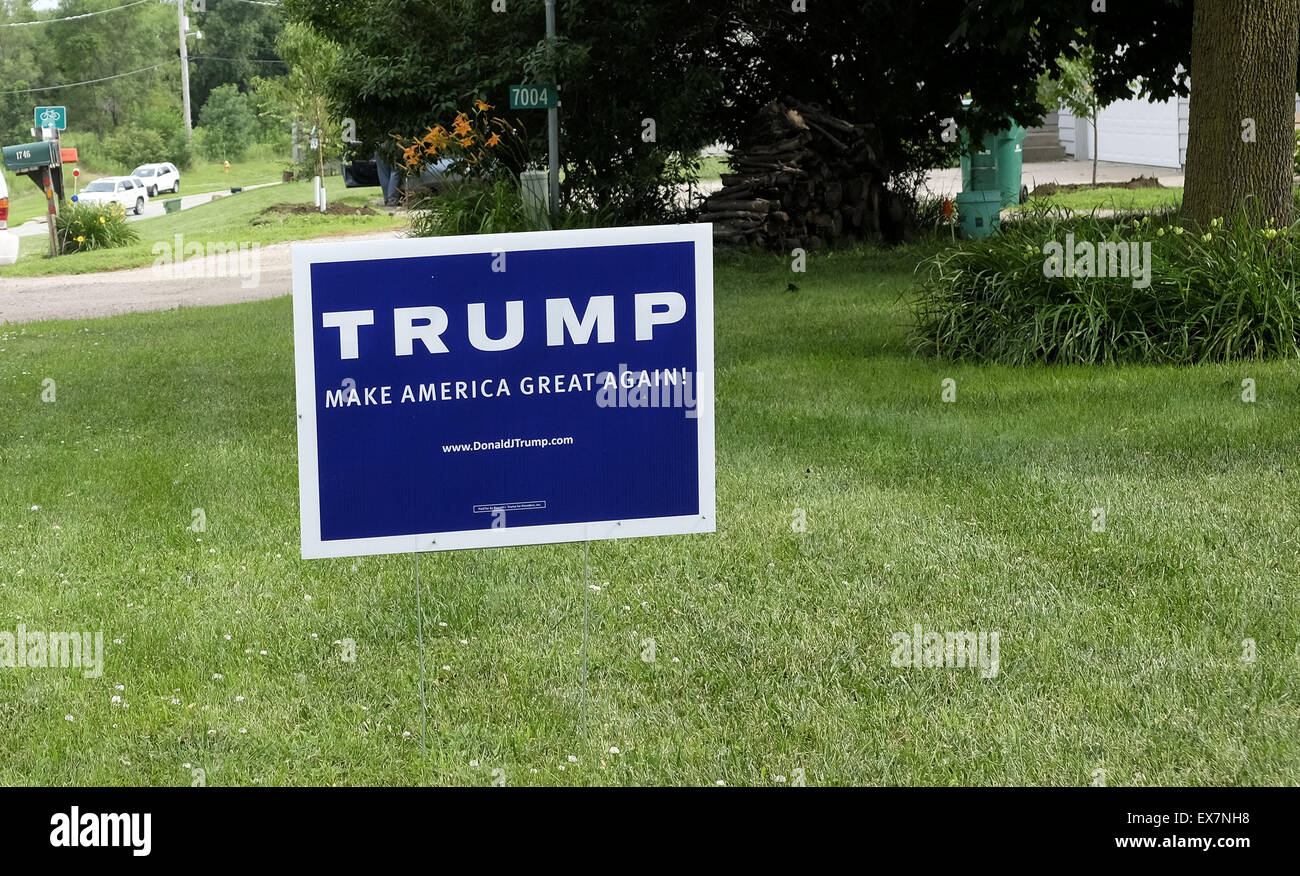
[2, 140, 60, 173]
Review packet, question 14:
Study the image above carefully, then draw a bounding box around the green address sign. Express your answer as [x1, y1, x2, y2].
[510, 84, 559, 110]
[2, 140, 58, 173]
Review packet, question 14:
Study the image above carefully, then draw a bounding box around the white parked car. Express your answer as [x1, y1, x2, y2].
[130, 162, 181, 197]
[0, 172, 17, 266]
[77, 176, 149, 215]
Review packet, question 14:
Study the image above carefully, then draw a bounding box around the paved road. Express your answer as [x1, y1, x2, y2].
[925, 158, 1185, 198]
[0, 230, 400, 325]
[9, 181, 283, 239]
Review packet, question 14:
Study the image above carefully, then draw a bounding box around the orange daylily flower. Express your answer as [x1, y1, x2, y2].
[485, 133, 501, 147]
[475, 99, 493, 112]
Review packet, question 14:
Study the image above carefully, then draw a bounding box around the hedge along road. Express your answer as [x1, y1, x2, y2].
[0, 230, 400, 324]
[7, 182, 285, 239]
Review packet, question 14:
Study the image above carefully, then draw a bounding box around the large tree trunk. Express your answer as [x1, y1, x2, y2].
[1183, 0, 1300, 226]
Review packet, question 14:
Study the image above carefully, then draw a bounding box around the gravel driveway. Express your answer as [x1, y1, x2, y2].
[0, 231, 400, 325]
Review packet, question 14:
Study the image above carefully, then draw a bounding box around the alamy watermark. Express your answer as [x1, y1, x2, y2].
[595, 364, 698, 418]
[1, 626, 104, 678]
[890, 625, 1000, 678]
[152, 234, 261, 289]
[1042, 233, 1152, 289]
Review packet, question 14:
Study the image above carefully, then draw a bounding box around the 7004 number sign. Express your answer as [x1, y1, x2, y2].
[509, 84, 558, 110]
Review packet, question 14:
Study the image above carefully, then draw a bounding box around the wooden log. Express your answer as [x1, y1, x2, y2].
[702, 198, 770, 213]
[750, 134, 813, 155]
[712, 183, 755, 200]
[711, 218, 764, 232]
[699, 210, 768, 222]
[846, 177, 866, 204]
[720, 173, 757, 187]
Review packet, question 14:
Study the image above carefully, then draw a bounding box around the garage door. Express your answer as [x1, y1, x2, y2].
[1095, 97, 1181, 167]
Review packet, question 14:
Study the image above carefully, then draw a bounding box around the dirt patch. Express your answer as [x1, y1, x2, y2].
[261, 203, 381, 217]
[1031, 176, 1166, 197]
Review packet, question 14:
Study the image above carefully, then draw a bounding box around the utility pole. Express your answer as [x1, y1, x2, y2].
[545, 0, 560, 215]
[178, 0, 193, 141]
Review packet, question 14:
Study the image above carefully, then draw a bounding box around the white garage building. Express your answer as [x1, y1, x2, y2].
[1059, 90, 1300, 169]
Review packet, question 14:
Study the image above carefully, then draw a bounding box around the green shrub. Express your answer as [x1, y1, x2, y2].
[408, 179, 534, 237]
[56, 201, 139, 254]
[103, 128, 167, 172]
[196, 85, 258, 161]
[911, 207, 1300, 364]
[65, 132, 103, 171]
[407, 178, 614, 238]
[164, 128, 194, 171]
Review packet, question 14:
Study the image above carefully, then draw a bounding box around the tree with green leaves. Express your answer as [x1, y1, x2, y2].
[1040, 45, 1101, 186]
[256, 20, 342, 182]
[196, 82, 256, 161]
[278, 0, 1299, 226]
[49, 0, 178, 132]
[186, 0, 284, 113]
[279, 0, 726, 221]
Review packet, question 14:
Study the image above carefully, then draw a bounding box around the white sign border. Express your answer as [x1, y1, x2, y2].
[293, 223, 716, 559]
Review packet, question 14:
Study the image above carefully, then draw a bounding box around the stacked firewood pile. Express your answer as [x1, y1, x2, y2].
[700, 99, 894, 250]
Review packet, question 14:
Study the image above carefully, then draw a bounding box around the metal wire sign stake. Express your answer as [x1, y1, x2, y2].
[291, 225, 715, 753]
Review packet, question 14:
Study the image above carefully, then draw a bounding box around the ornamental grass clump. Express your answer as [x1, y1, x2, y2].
[911, 205, 1300, 364]
[56, 201, 139, 254]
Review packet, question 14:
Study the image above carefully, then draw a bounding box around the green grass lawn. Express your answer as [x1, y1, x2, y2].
[0, 177, 402, 277]
[1, 244, 1297, 786]
[698, 155, 730, 183]
[1017, 186, 1184, 214]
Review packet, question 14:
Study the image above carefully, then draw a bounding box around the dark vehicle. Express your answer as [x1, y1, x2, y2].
[342, 148, 461, 206]
[340, 156, 379, 189]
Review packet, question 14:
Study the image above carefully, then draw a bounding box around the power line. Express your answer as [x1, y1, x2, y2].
[192, 56, 287, 65]
[0, 64, 167, 95]
[0, 0, 152, 28]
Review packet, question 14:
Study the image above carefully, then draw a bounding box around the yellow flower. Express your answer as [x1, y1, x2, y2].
[98, 216, 106, 224]
[75, 235, 85, 243]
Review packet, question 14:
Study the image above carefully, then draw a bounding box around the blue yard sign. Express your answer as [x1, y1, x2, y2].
[292, 224, 715, 558]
